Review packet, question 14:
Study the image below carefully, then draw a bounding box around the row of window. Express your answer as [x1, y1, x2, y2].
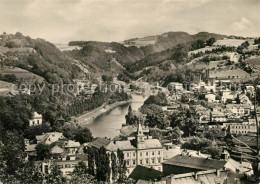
[125, 158, 161, 166]
[231, 125, 256, 129]
[58, 163, 77, 169]
[125, 151, 161, 158]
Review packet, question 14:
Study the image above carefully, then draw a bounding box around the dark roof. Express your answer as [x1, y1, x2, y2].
[129, 165, 164, 181]
[163, 154, 227, 170]
[87, 137, 111, 149]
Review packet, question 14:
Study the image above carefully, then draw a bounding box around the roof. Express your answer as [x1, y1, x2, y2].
[106, 138, 162, 151]
[87, 137, 111, 149]
[36, 132, 65, 145]
[163, 155, 227, 170]
[226, 104, 251, 109]
[63, 140, 80, 148]
[129, 165, 164, 181]
[50, 145, 64, 154]
[33, 112, 42, 119]
[25, 144, 37, 152]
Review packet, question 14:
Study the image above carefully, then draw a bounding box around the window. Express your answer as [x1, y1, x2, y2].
[127, 153, 129, 157]
[158, 158, 161, 163]
[133, 160, 135, 165]
[65, 164, 71, 168]
[140, 160, 143, 164]
[37, 120, 40, 124]
[152, 151, 154, 156]
[140, 152, 142, 156]
[146, 158, 149, 164]
[146, 152, 148, 156]
[133, 152, 135, 157]
[158, 151, 160, 155]
[152, 158, 155, 164]
[126, 160, 129, 166]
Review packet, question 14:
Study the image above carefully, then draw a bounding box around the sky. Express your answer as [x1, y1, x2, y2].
[0, 0, 259, 43]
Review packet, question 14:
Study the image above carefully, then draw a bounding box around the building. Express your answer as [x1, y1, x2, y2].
[221, 91, 237, 103]
[36, 132, 65, 145]
[210, 111, 227, 122]
[106, 123, 163, 174]
[226, 104, 251, 117]
[205, 93, 216, 103]
[29, 112, 43, 126]
[162, 154, 227, 176]
[229, 122, 257, 135]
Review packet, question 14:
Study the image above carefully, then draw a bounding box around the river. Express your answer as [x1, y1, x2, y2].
[86, 94, 147, 139]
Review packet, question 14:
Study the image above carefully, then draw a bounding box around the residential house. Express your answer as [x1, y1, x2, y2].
[210, 111, 227, 122]
[205, 93, 216, 103]
[226, 104, 251, 118]
[29, 112, 43, 126]
[36, 132, 65, 145]
[221, 91, 237, 103]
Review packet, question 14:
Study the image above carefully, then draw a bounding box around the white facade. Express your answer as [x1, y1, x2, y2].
[230, 123, 257, 135]
[29, 112, 42, 126]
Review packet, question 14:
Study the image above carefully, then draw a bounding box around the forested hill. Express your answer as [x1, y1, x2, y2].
[0, 32, 82, 84]
[67, 31, 226, 73]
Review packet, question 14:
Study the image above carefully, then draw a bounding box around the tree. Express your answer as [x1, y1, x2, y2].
[206, 37, 216, 46]
[94, 146, 111, 182]
[35, 143, 50, 160]
[18, 161, 44, 184]
[47, 164, 65, 184]
[0, 130, 25, 176]
[74, 128, 93, 144]
[72, 161, 88, 176]
[117, 149, 127, 183]
[111, 152, 118, 181]
[86, 147, 95, 176]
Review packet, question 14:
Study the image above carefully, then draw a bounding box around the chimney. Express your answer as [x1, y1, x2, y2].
[195, 172, 198, 180]
[216, 169, 220, 177]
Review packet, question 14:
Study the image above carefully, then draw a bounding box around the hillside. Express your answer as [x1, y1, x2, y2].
[67, 31, 227, 75]
[0, 33, 83, 84]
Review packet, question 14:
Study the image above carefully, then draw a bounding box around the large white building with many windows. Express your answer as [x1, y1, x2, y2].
[229, 123, 257, 135]
[106, 123, 163, 174]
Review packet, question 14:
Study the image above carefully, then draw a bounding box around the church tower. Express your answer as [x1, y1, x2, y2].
[136, 123, 145, 149]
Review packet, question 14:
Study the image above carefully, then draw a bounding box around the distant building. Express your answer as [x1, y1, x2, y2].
[162, 154, 227, 176]
[221, 91, 237, 103]
[205, 93, 216, 102]
[229, 122, 257, 135]
[29, 112, 43, 126]
[210, 111, 227, 122]
[226, 104, 251, 117]
[36, 132, 65, 145]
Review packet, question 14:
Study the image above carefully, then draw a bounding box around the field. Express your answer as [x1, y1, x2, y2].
[1, 67, 45, 83]
[245, 56, 260, 65]
[213, 39, 246, 47]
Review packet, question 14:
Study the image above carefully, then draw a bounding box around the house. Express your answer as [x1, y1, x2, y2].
[36, 132, 65, 145]
[226, 104, 251, 117]
[106, 123, 163, 174]
[25, 144, 37, 161]
[205, 93, 216, 102]
[168, 82, 183, 93]
[29, 112, 43, 126]
[238, 93, 252, 105]
[229, 122, 257, 135]
[221, 91, 237, 103]
[210, 111, 227, 122]
[162, 154, 227, 176]
[162, 105, 180, 112]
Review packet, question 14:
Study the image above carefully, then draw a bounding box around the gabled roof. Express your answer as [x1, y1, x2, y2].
[50, 145, 64, 154]
[163, 154, 227, 170]
[87, 137, 111, 149]
[36, 132, 65, 145]
[63, 140, 80, 148]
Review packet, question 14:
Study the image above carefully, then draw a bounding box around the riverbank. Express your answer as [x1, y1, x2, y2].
[74, 100, 131, 126]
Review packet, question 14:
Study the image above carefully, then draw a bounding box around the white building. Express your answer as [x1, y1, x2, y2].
[29, 112, 43, 126]
[230, 123, 257, 135]
[205, 93, 216, 103]
[106, 123, 163, 175]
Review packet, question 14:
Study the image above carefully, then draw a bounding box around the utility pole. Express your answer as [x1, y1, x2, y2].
[254, 75, 259, 180]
